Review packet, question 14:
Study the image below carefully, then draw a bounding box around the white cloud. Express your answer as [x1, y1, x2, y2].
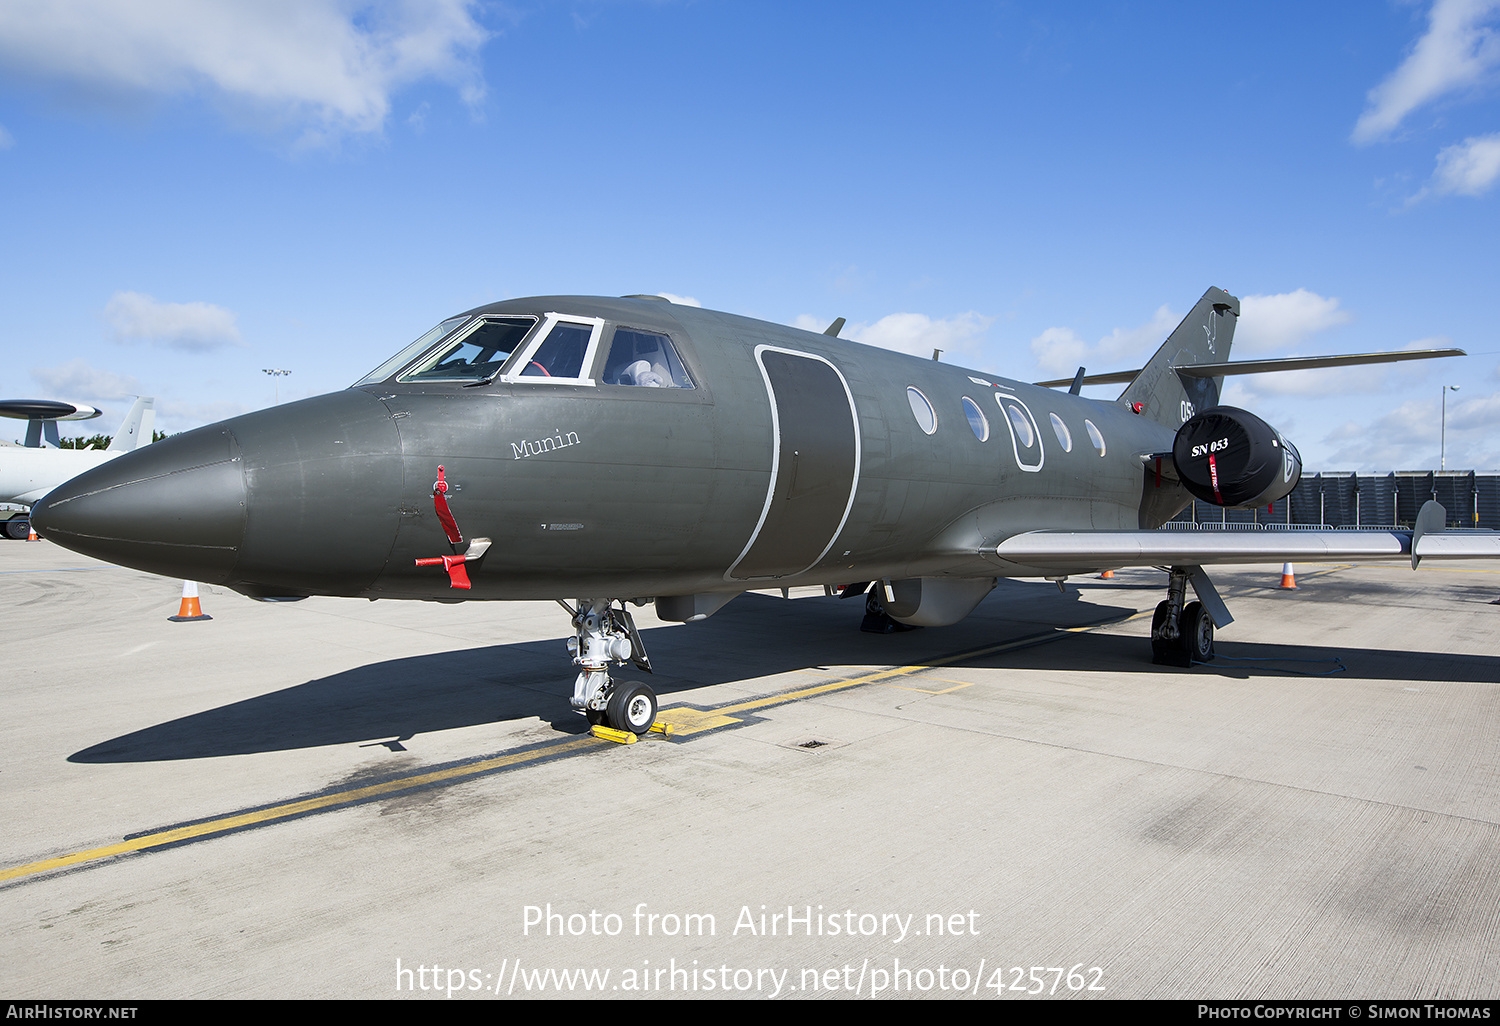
[0, 0, 489, 140]
[1236, 289, 1353, 352]
[30, 358, 143, 403]
[1432, 132, 1500, 194]
[1321, 399, 1435, 469]
[0, 124, 12, 149]
[1226, 365, 1394, 401]
[1029, 304, 1179, 376]
[1352, 0, 1500, 144]
[105, 291, 242, 352]
[846, 311, 995, 360]
[1093, 305, 1180, 363]
[657, 293, 701, 307]
[1319, 388, 1500, 471]
[1224, 334, 1453, 437]
[1028, 326, 1089, 375]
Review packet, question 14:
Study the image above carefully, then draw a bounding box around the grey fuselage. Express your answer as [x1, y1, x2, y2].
[32, 296, 1190, 600]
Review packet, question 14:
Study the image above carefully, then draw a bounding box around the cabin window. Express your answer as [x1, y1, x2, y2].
[600, 328, 695, 388]
[907, 387, 937, 434]
[1003, 402, 1034, 448]
[1085, 419, 1106, 456]
[962, 396, 989, 441]
[1049, 412, 1072, 452]
[398, 317, 537, 383]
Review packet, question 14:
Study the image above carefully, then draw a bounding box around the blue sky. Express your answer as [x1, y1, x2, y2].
[2, 1, 1498, 471]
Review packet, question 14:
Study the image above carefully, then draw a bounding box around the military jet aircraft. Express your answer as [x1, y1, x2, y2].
[29, 289, 1500, 735]
[1, 396, 155, 538]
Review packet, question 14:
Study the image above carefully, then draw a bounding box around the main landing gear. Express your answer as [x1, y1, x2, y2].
[563, 598, 659, 735]
[1149, 565, 1229, 667]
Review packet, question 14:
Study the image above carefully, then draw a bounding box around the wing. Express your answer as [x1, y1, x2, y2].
[992, 523, 1500, 575]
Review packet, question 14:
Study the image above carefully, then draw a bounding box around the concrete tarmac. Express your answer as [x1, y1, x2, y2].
[1, 539, 1498, 1000]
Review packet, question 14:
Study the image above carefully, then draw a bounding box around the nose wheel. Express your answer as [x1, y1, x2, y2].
[607, 681, 658, 735]
[565, 598, 658, 736]
[582, 680, 658, 735]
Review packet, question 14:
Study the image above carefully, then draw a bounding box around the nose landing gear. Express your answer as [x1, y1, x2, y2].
[563, 598, 659, 736]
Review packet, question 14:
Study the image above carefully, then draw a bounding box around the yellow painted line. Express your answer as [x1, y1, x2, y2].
[1302, 562, 1500, 575]
[880, 674, 978, 695]
[1405, 564, 1500, 574]
[1062, 610, 1152, 628]
[3, 611, 1137, 885]
[658, 613, 1138, 736]
[0, 736, 602, 885]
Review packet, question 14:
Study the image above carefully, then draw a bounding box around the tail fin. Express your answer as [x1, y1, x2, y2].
[106, 397, 156, 451]
[1120, 288, 1238, 430]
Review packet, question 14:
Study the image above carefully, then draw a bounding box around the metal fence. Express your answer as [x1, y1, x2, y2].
[1167, 471, 1499, 530]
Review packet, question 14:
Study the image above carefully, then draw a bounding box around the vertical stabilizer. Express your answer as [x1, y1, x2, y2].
[1120, 288, 1238, 430]
[107, 397, 156, 451]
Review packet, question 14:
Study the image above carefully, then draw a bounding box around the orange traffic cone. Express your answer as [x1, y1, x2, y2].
[26, 519, 37, 541]
[168, 580, 213, 621]
[1279, 563, 1297, 590]
[1097, 569, 1114, 579]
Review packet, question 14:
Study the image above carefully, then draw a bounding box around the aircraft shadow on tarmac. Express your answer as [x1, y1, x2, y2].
[69, 581, 1500, 763]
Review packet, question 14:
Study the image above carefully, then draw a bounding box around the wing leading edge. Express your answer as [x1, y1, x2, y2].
[992, 522, 1500, 575]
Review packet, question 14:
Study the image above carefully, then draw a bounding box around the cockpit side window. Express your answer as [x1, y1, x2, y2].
[399, 317, 537, 383]
[500, 314, 607, 385]
[600, 328, 695, 388]
[521, 322, 593, 379]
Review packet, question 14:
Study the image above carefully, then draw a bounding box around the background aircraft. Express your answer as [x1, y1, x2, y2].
[1, 397, 155, 539]
[30, 291, 1500, 734]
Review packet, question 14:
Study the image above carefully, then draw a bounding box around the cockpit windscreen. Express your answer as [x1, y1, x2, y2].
[352, 315, 469, 386]
[399, 317, 538, 383]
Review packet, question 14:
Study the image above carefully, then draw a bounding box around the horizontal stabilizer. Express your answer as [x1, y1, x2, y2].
[1035, 369, 1138, 387]
[1175, 348, 1466, 378]
[1036, 347, 1465, 388]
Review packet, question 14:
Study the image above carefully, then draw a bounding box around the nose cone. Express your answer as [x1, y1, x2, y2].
[34, 389, 404, 596]
[32, 426, 246, 582]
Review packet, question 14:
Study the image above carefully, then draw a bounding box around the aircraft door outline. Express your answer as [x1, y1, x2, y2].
[995, 393, 1045, 473]
[727, 345, 861, 581]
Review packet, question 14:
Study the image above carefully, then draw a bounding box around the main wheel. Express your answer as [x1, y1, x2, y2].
[1150, 600, 1173, 665]
[4, 519, 29, 540]
[607, 680, 657, 736]
[1181, 601, 1214, 663]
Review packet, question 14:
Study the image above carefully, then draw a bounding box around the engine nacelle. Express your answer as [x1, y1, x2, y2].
[1171, 406, 1301, 508]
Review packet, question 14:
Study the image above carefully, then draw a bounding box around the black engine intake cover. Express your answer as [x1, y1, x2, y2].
[1171, 406, 1302, 508]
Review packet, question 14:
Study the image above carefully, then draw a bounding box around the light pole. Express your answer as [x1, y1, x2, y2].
[263, 368, 290, 405]
[1441, 384, 1459, 471]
